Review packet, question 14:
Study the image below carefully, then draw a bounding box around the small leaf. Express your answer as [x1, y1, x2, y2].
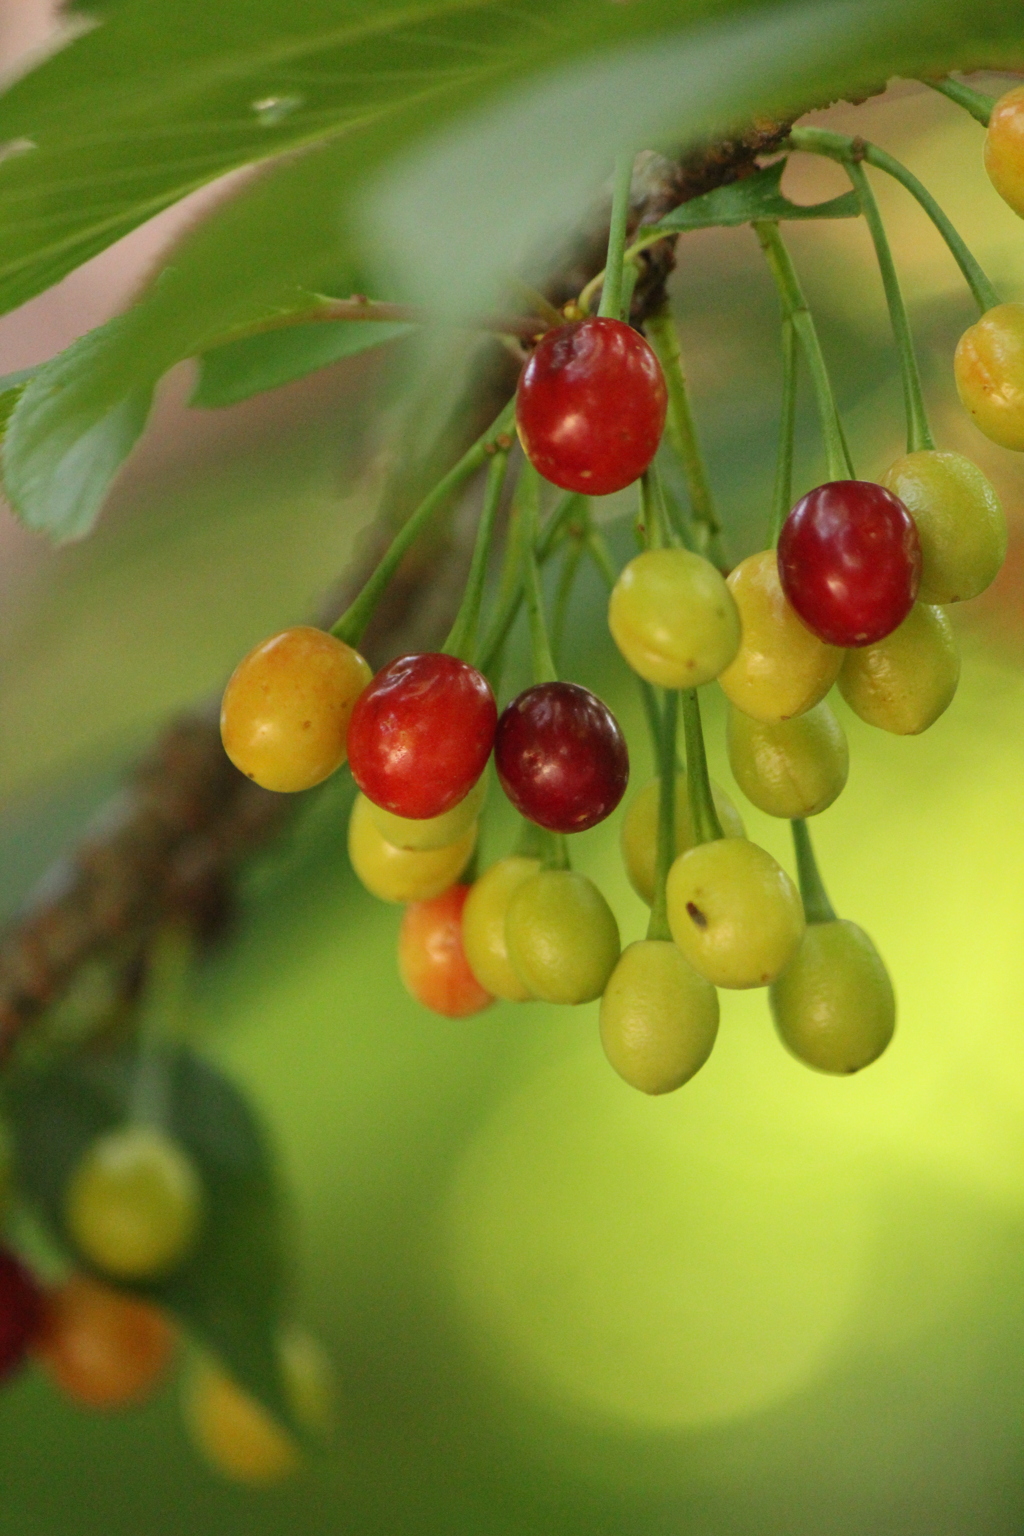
[192, 318, 416, 408]
[3, 1045, 297, 1431]
[0, 367, 35, 444]
[641, 160, 861, 240]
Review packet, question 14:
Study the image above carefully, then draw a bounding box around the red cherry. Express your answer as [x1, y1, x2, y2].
[494, 682, 629, 833]
[777, 480, 921, 647]
[347, 653, 497, 820]
[516, 318, 667, 495]
[398, 885, 494, 1018]
[0, 1248, 43, 1382]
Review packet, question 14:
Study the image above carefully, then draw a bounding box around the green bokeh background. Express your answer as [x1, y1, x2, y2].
[1, 82, 1024, 1536]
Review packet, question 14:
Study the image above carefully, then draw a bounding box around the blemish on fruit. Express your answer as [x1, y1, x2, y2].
[686, 901, 708, 929]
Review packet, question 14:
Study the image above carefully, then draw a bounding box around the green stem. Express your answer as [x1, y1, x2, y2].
[645, 306, 725, 565]
[844, 157, 934, 453]
[519, 464, 558, 684]
[647, 688, 678, 942]
[769, 317, 798, 546]
[598, 151, 636, 322]
[333, 398, 515, 646]
[130, 925, 193, 1130]
[788, 126, 1000, 314]
[754, 220, 853, 482]
[791, 818, 837, 925]
[926, 76, 995, 127]
[585, 527, 620, 593]
[680, 688, 723, 845]
[550, 538, 584, 670]
[442, 445, 510, 660]
[537, 491, 587, 562]
[639, 465, 673, 549]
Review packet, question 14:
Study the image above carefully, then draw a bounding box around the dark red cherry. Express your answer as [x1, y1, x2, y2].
[0, 1248, 43, 1382]
[515, 318, 667, 495]
[494, 682, 629, 833]
[347, 653, 497, 820]
[777, 480, 922, 647]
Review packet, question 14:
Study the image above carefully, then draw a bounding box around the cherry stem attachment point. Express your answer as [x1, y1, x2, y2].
[926, 76, 995, 127]
[645, 306, 725, 565]
[770, 317, 798, 546]
[680, 688, 724, 846]
[598, 151, 636, 322]
[647, 687, 678, 942]
[754, 220, 853, 484]
[442, 443, 511, 661]
[791, 818, 837, 925]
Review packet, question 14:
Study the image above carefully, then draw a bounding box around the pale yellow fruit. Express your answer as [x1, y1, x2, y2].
[881, 450, 1006, 605]
[620, 773, 745, 906]
[462, 857, 541, 1001]
[666, 837, 805, 989]
[838, 604, 960, 735]
[726, 701, 848, 819]
[348, 793, 475, 903]
[770, 920, 895, 1074]
[367, 775, 486, 851]
[599, 940, 719, 1094]
[717, 549, 843, 721]
[66, 1126, 203, 1281]
[608, 548, 740, 688]
[505, 870, 620, 1005]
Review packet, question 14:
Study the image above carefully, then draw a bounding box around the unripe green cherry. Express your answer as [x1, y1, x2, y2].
[727, 701, 848, 819]
[66, 1125, 204, 1281]
[881, 450, 1006, 604]
[954, 303, 1024, 451]
[462, 856, 541, 1001]
[620, 773, 745, 906]
[984, 85, 1024, 219]
[504, 869, 620, 1005]
[367, 774, 486, 851]
[717, 549, 843, 721]
[666, 837, 804, 989]
[838, 603, 959, 735]
[608, 548, 740, 689]
[770, 920, 895, 1074]
[599, 940, 719, 1094]
[348, 793, 476, 902]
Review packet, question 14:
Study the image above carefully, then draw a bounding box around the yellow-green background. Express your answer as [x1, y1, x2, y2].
[1, 83, 1023, 1535]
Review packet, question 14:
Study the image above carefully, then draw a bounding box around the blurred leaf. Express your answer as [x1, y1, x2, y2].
[4, 1045, 297, 1431]
[640, 159, 860, 239]
[193, 318, 416, 408]
[0, 368, 35, 443]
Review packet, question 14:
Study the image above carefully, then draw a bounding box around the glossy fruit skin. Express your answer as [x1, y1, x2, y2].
[348, 793, 476, 903]
[398, 885, 494, 1019]
[0, 1249, 43, 1382]
[36, 1276, 175, 1409]
[516, 318, 667, 495]
[838, 603, 960, 735]
[666, 837, 805, 990]
[778, 481, 921, 647]
[717, 549, 843, 720]
[620, 773, 745, 907]
[494, 682, 628, 833]
[954, 303, 1024, 451]
[608, 548, 741, 689]
[984, 86, 1024, 218]
[770, 920, 895, 1074]
[881, 450, 1006, 604]
[504, 869, 620, 1005]
[220, 626, 371, 793]
[347, 653, 496, 820]
[727, 701, 848, 820]
[368, 774, 486, 851]
[65, 1125, 204, 1281]
[462, 857, 542, 1001]
[599, 941, 719, 1095]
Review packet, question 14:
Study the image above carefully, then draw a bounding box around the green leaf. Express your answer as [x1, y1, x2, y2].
[3, 1044, 296, 1431]
[192, 318, 416, 408]
[0, 367, 34, 446]
[639, 159, 861, 241]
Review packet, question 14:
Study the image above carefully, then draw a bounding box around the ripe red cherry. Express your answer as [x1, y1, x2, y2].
[0, 1248, 43, 1382]
[494, 682, 629, 833]
[347, 653, 497, 820]
[777, 480, 921, 647]
[516, 318, 667, 495]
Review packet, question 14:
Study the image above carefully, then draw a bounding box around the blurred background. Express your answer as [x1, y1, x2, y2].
[1, 5, 1024, 1532]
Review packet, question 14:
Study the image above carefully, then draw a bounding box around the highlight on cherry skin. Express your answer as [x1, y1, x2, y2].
[515, 317, 667, 495]
[608, 547, 741, 690]
[494, 681, 629, 834]
[620, 772, 745, 906]
[220, 626, 372, 793]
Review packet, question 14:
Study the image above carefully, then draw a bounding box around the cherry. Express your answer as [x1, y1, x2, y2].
[347, 653, 496, 820]
[36, 1276, 175, 1409]
[777, 480, 921, 647]
[0, 1248, 43, 1382]
[494, 681, 628, 833]
[984, 85, 1024, 219]
[515, 318, 667, 495]
[398, 885, 494, 1018]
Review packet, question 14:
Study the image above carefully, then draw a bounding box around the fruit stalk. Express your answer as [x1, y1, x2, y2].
[680, 689, 725, 846]
[644, 306, 724, 565]
[442, 443, 511, 662]
[598, 151, 637, 322]
[790, 818, 837, 925]
[647, 689, 678, 943]
[769, 317, 798, 546]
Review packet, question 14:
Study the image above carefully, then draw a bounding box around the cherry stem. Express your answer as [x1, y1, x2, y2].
[519, 464, 559, 685]
[769, 317, 798, 546]
[550, 536, 585, 670]
[645, 306, 725, 565]
[537, 491, 588, 561]
[130, 924, 193, 1131]
[680, 688, 724, 845]
[332, 398, 515, 647]
[639, 465, 672, 549]
[598, 151, 636, 321]
[844, 157, 934, 454]
[442, 444, 511, 661]
[647, 687, 678, 943]
[926, 76, 995, 127]
[477, 489, 583, 678]
[788, 127, 1001, 314]
[791, 818, 837, 925]
[754, 220, 853, 484]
